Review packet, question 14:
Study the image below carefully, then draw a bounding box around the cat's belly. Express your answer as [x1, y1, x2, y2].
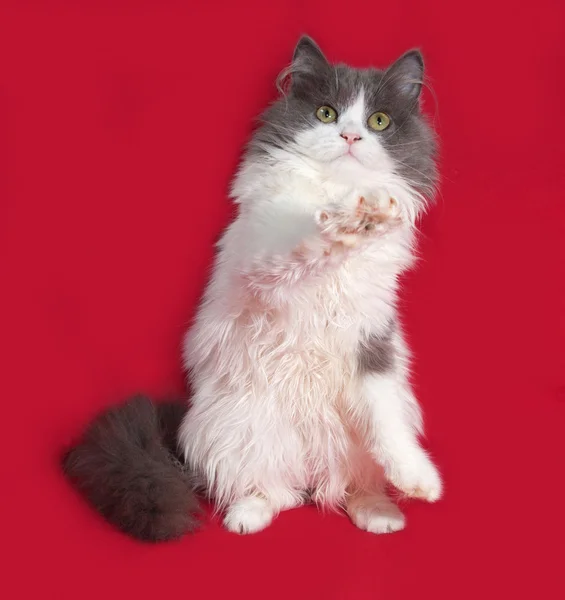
[184, 271, 388, 506]
[254, 321, 363, 496]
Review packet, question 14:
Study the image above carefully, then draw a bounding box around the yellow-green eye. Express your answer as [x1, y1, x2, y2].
[316, 105, 337, 123]
[368, 112, 391, 131]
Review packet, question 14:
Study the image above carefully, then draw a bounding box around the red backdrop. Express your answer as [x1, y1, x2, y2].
[1, 1, 564, 598]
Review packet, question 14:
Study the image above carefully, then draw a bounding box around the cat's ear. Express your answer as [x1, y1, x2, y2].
[385, 50, 424, 102]
[292, 36, 329, 69]
[283, 36, 330, 91]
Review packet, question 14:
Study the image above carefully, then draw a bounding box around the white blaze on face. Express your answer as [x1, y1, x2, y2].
[293, 87, 397, 188]
[337, 89, 366, 140]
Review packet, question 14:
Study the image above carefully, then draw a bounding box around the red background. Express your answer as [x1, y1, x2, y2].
[1, 1, 564, 598]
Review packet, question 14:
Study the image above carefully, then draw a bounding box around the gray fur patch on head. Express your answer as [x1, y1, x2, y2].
[249, 36, 437, 196]
[358, 320, 396, 374]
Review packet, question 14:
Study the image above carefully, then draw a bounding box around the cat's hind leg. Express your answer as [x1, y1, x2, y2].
[345, 449, 405, 534]
[346, 490, 405, 534]
[223, 492, 304, 535]
[223, 496, 275, 534]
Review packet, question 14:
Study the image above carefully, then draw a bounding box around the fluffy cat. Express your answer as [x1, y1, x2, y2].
[181, 36, 441, 534]
[63, 36, 442, 540]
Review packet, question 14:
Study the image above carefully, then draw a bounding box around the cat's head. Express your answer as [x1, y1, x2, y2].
[250, 36, 438, 216]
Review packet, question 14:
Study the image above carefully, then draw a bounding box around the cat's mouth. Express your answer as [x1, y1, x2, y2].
[341, 148, 362, 164]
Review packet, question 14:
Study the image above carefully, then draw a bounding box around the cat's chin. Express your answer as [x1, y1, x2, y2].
[328, 154, 375, 183]
[341, 153, 362, 165]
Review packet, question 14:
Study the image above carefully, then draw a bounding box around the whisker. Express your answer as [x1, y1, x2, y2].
[385, 140, 424, 148]
[390, 100, 420, 137]
[394, 160, 436, 185]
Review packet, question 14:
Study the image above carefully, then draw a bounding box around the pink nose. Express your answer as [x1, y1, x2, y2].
[340, 132, 362, 145]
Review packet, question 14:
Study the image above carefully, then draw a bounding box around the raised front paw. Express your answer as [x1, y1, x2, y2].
[387, 452, 443, 503]
[316, 193, 401, 248]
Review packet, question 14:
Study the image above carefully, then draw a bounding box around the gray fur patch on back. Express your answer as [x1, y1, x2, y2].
[358, 321, 396, 374]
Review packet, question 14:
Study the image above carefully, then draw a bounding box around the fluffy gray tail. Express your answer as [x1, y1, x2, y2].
[62, 395, 200, 542]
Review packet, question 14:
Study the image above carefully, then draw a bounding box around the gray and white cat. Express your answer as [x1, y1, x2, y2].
[64, 36, 442, 540]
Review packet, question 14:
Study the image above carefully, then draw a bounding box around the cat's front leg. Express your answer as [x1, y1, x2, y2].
[243, 194, 401, 305]
[358, 326, 443, 502]
[316, 193, 402, 251]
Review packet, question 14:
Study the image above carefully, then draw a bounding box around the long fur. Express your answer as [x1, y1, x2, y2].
[179, 37, 442, 535]
[62, 36, 443, 540]
[63, 396, 200, 542]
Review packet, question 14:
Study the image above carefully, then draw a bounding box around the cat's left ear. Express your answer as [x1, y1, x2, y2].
[385, 50, 424, 102]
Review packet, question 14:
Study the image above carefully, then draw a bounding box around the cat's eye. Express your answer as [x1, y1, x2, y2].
[368, 112, 391, 131]
[316, 106, 338, 123]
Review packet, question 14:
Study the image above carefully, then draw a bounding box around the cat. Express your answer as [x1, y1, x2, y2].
[63, 36, 442, 541]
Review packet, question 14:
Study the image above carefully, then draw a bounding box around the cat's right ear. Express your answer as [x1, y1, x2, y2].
[292, 36, 329, 70]
[278, 36, 330, 93]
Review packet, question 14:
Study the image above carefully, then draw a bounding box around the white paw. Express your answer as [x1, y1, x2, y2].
[348, 495, 406, 534]
[316, 194, 401, 248]
[388, 453, 443, 502]
[366, 187, 402, 220]
[223, 497, 274, 535]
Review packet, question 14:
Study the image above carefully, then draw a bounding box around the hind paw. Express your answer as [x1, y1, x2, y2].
[347, 493, 406, 534]
[223, 497, 274, 535]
